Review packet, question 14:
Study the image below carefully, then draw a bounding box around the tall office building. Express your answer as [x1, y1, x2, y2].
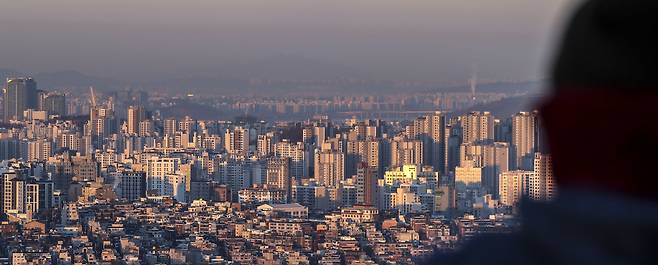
[41, 93, 66, 117]
[461, 111, 495, 144]
[511, 111, 537, 170]
[3, 78, 38, 122]
[127, 106, 147, 135]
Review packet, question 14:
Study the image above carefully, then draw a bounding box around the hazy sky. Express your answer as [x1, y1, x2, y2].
[0, 0, 576, 84]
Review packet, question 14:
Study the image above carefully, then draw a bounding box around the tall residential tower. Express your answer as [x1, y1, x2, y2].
[3, 78, 38, 122]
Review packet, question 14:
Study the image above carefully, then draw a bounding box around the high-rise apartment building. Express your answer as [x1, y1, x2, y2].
[266, 157, 292, 201]
[461, 111, 495, 144]
[292, 182, 329, 210]
[454, 160, 484, 210]
[257, 132, 278, 157]
[455, 162, 483, 191]
[512, 111, 537, 170]
[355, 162, 377, 206]
[42, 93, 66, 117]
[163, 173, 186, 202]
[127, 106, 147, 135]
[1, 171, 19, 214]
[27, 139, 53, 162]
[383, 164, 418, 186]
[225, 126, 250, 156]
[460, 142, 509, 196]
[1, 171, 52, 218]
[275, 140, 307, 180]
[346, 139, 381, 178]
[406, 112, 446, 173]
[56, 133, 80, 152]
[3, 78, 38, 122]
[164, 118, 178, 136]
[314, 150, 345, 188]
[389, 136, 423, 168]
[529, 153, 555, 201]
[146, 157, 180, 178]
[118, 171, 146, 201]
[146, 157, 180, 195]
[138, 120, 154, 137]
[178, 116, 196, 133]
[498, 170, 533, 206]
[313, 126, 327, 147]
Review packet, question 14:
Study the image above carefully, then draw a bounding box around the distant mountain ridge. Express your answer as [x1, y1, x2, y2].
[0, 68, 120, 91]
[0, 66, 543, 96]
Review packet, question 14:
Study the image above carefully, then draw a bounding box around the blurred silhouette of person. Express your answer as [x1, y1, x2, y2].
[424, 0, 658, 264]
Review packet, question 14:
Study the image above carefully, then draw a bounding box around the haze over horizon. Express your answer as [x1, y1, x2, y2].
[1, 0, 575, 87]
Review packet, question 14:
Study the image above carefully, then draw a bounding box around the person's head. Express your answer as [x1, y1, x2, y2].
[541, 0, 658, 199]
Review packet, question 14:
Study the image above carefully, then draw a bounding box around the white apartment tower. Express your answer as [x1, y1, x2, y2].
[461, 111, 495, 144]
[512, 112, 537, 170]
[127, 105, 146, 135]
[314, 150, 345, 188]
[225, 127, 250, 156]
[275, 140, 307, 179]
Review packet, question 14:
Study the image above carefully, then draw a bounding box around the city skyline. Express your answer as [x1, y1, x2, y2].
[0, 1, 576, 264]
[1, 0, 651, 264]
[0, 75, 552, 264]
